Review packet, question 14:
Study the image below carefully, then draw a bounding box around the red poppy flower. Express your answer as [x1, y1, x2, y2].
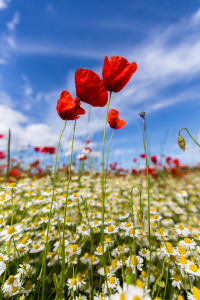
[107, 109, 126, 129]
[0, 134, 4, 138]
[10, 169, 19, 177]
[75, 69, 108, 107]
[166, 156, 172, 165]
[131, 169, 137, 175]
[110, 162, 117, 170]
[34, 147, 40, 152]
[56, 90, 85, 120]
[140, 154, 145, 159]
[102, 56, 137, 93]
[173, 159, 180, 167]
[151, 156, 157, 165]
[133, 158, 137, 162]
[0, 151, 6, 159]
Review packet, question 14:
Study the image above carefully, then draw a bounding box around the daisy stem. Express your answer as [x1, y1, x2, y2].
[11, 188, 14, 226]
[101, 91, 112, 289]
[42, 119, 67, 300]
[179, 127, 200, 148]
[141, 115, 151, 288]
[164, 257, 170, 298]
[61, 105, 79, 292]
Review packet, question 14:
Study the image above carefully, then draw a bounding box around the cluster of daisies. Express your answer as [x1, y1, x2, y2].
[0, 170, 200, 299]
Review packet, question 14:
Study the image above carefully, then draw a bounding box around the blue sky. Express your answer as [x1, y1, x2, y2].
[0, 0, 200, 169]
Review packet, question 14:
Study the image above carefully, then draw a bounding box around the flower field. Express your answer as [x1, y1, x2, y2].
[0, 56, 199, 300]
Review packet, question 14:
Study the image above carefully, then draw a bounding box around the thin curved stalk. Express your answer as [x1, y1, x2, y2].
[141, 116, 151, 288]
[179, 127, 200, 148]
[42, 119, 67, 300]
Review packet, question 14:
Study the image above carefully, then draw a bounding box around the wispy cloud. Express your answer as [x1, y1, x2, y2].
[6, 12, 20, 31]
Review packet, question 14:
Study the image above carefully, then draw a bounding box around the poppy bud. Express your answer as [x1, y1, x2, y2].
[139, 112, 145, 118]
[178, 135, 185, 151]
[77, 212, 82, 222]
[137, 209, 143, 223]
[126, 271, 133, 284]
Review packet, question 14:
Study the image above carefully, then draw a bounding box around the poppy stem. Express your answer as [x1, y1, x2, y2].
[141, 115, 151, 289]
[42, 119, 67, 300]
[101, 91, 112, 289]
[61, 105, 79, 293]
[179, 127, 200, 148]
[104, 128, 115, 188]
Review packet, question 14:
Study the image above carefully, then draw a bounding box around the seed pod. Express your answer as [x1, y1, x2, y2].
[178, 135, 185, 151]
[139, 111, 145, 118]
[126, 271, 133, 284]
[137, 209, 143, 223]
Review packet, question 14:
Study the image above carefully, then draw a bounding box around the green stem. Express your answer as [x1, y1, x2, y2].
[101, 91, 112, 291]
[131, 186, 142, 281]
[11, 188, 14, 226]
[142, 116, 151, 288]
[179, 127, 200, 148]
[42, 119, 67, 300]
[105, 129, 115, 187]
[6, 129, 11, 182]
[61, 106, 79, 291]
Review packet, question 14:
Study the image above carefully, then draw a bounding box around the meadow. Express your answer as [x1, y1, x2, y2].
[0, 56, 199, 300]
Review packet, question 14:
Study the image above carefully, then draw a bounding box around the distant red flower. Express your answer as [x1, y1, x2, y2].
[140, 154, 145, 159]
[151, 156, 157, 165]
[173, 159, 180, 167]
[131, 169, 137, 175]
[110, 162, 117, 170]
[166, 157, 172, 165]
[34, 147, 40, 152]
[0, 134, 4, 138]
[78, 154, 87, 161]
[84, 147, 92, 154]
[75, 69, 108, 107]
[102, 56, 137, 93]
[86, 140, 90, 144]
[41, 146, 56, 154]
[107, 109, 126, 129]
[133, 158, 137, 162]
[10, 169, 19, 177]
[56, 90, 85, 120]
[0, 152, 6, 159]
[49, 147, 56, 154]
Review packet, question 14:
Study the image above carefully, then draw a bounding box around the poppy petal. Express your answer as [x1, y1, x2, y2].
[111, 62, 137, 93]
[75, 68, 108, 107]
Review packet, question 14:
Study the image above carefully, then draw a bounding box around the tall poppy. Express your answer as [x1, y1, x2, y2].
[56, 90, 85, 120]
[75, 69, 108, 107]
[102, 56, 137, 93]
[107, 109, 126, 129]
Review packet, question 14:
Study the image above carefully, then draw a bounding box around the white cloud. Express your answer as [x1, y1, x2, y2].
[6, 12, 20, 31]
[0, 0, 10, 10]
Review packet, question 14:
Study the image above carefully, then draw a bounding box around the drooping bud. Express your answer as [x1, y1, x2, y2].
[137, 209, 143, 223]
[126, 271, 133, 284]
[178, 135, 185, 151]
